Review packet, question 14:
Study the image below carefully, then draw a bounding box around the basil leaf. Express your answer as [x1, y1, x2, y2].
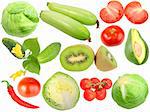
[23, 38, 40, 57]
[23, 56, 40, 74]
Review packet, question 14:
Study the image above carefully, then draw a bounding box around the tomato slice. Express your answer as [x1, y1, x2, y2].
[100, 1, 124, 23]
[125, 1, 148, 24]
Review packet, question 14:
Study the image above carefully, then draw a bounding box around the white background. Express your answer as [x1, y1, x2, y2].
[0, 0, 150, 112]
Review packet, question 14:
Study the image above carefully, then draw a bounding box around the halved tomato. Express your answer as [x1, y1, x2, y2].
[125, 1, 148, 24]
[100, 1, 124, 23]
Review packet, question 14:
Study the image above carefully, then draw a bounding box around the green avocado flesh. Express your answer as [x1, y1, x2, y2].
[125, 29, 149, 65]
[42, 72, 80, 110]
[112, 74, 148, 109]
[95, 46, 117, 71]
[60, 44, 94, 71]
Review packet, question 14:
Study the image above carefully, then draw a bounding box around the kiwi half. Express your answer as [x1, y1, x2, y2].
[95, 46, 117, 71]
[60, 44, 94, 71]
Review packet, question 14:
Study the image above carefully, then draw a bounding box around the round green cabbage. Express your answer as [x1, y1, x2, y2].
[2, 2, 39, 37]
[112, 74, 148, 109]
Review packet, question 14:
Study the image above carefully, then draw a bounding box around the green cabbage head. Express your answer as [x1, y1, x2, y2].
[2, 2, 39, 37]
[112, 74, 148, 109]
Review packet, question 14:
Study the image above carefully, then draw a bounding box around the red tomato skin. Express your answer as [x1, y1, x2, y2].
[18, 77, 41, 97]
[90, 78, 100, 89]
[101, 25, 124, 46]
[125, 1, 148, 24]
[84, 89, 96, 101]
[96, 88, 107, 100]
[80, 78, 91, 90]
[100, 1, 124, 23]
[101, 78, 112, 89]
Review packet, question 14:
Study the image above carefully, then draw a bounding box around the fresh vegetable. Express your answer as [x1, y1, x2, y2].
[125, 29, 149, 65]
[95, 88, 106, 100]
[101, 25, 125, 46]
[125, 1, 148, 24]
[101, 78, 112, 89]
[2, 80, 39, 109]
[2, 2, 39, 37]
[60, 44, 94, 71]
[112, 74, 148, 109]
[84, 89, 96, 101]
[40, 10, 90, 41]
[10, 70, 26, 81]
[18, 77, 41, 97]
[23, 56, 40, 74]
[42, 72, 80, 110]
[37, 42, 61, 64]
[100, 1, 124, 23]
[90, 78, 100, 90]
[95, 46, 117, 71]
[47, 2, 99, 27]
[80, 77, 112, 101]
[23, 38, 40, 57]
[2, 38, 25, 59]
[80, 78, 91, 90]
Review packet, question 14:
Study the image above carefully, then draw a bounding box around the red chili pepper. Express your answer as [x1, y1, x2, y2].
[2, 80, 39, 109]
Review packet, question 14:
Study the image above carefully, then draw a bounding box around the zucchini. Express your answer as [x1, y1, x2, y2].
[40, 10, 90, 41]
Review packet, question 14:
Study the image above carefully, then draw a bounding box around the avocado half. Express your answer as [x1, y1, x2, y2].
[125, 29, 149, 65]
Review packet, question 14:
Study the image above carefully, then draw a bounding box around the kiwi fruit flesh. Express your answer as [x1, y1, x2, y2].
[95, 46, 117, 71]
[60, 44, 94, 71]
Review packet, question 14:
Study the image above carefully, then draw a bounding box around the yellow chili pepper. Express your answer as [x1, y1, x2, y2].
[10, 70, 26, 81]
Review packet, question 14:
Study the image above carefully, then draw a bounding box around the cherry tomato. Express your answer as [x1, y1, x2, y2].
[100, 1, 124, 23]
[18, 77, 41, 97]
[101, 78, 112, 89]
[95, 88, 107, 100]
[125, 1, 148, 24]
[80, 78, 91, 90]
[101, 25, 124, 46]
[84, 89, 96, 101]
[90, 78, 100, 89]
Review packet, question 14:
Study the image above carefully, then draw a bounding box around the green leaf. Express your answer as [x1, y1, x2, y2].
[37, 42, 61, 64]
[23, 38, 40, 57]
[23, 56, 40, 74]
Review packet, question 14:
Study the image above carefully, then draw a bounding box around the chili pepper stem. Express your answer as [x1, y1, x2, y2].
[1, 80, 10, 87]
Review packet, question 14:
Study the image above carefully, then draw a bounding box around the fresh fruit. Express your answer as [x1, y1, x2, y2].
[90, 78, 100, 89]
[125, 1, 148, 24]
[101, 78, 112, 89]
[84, 89, 96, 101]
[18, 77, 41, 97]
[101, 25, 125, 46]
[95, 46, 117, 71]
[42, 72, 80, 110]
[80, 77, 112, 102]
[40, 10, 90, 41]
[100, 1, 124, 23]
[80, 78, 91, 90]
[125, 29, 149, 65]
[47, 2, 99, 27]
[37, 42, 61, 64]
[60, 44, 94, 71]
[2, 38, 25, 59]
[112, 74, 148, 109]
[1, 1, 39, 37]
[96, 88, 106, 100]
